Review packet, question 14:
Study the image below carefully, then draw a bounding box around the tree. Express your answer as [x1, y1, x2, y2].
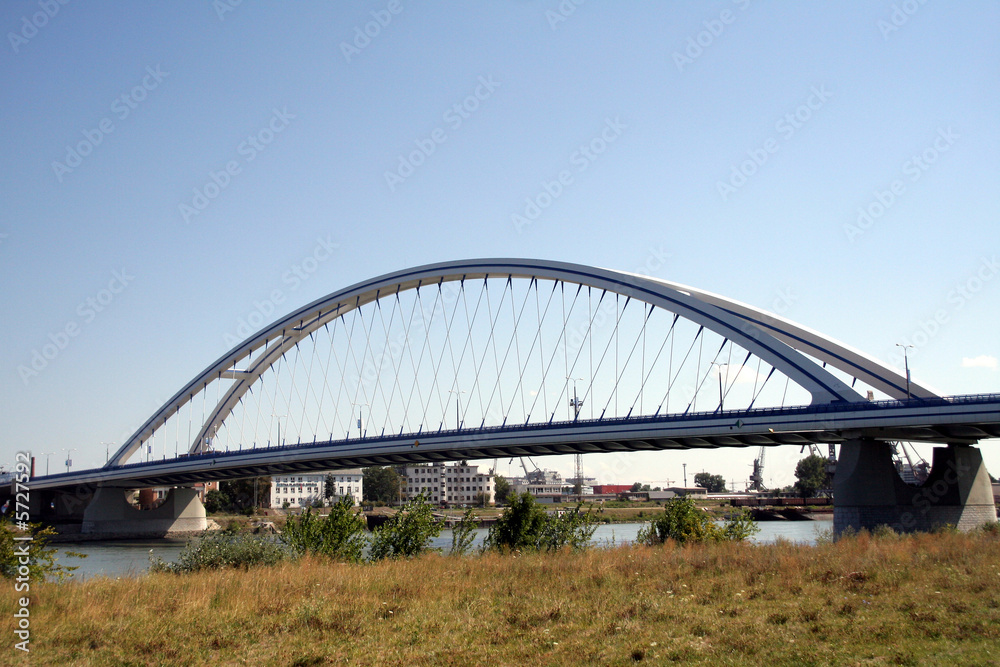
[281, 496, 368, 563]
[369, 494, 441, 560]
[363, 466, 401, 504]
[203, 489, 229, 514]
[636, 496, 758, 545]
[794, 455, 828, 498]
[323, 473, 337, 502]
[482, 492, 596, 553]
[493, 475, 512, 504]
[694, 472, 727, 493]
[218, 477, 272, 513]
[2, 521, 83, 581]
[629, 482, 651, 493]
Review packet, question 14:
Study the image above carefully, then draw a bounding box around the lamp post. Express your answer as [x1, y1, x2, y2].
[895, 343, 914, 399]
[567, 376, 584, 420]
[448, 389, 465, 430]
[102, 441, 115, 463]
[351, 403, 368, 438]
[271, 413, 287, 447]
[61, 448, 76, 473]
[42, 452, 54, 476]
[710, 362, 726, 411]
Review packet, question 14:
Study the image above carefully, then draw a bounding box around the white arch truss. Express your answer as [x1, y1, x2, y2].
[107, 259, 929, 467]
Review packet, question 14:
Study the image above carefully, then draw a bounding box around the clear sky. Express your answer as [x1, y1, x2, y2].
[2, 2, 998, 490]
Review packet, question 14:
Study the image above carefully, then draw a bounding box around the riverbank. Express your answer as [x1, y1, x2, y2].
[6, 528, 998, 665]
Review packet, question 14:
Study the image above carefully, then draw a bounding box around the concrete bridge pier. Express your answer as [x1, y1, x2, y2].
[81, 486, 207, 537]
[834, 438, 997, 535]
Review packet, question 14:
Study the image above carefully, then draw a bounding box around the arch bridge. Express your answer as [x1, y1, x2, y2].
[26, 259, 1000, 535]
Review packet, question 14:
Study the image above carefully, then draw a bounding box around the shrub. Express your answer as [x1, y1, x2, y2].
[636, 496, 758, 545]
[0, 520, 83, 582]
[449, 509, 479, 557]
[368, 494, 441, 561]
[150, 530, 289, 573]
[281, 496, 369, 563]
[482, 492, 596, 553]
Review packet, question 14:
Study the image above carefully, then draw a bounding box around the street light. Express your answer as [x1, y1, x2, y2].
[895, 343, 914, 399]
[448, 389, 465, 430]
[710, 362, 727, 411]
[42, 452, 54, 476]
[102, 441, 115, 463]
[271, 413, 287, 447]
[61, 448, 76, 473]
[350, 403, 368, 438]
[567, 376, 584, 420]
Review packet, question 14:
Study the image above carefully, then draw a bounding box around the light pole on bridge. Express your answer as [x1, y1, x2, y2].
[61, 448, 76, 473]
[895, 343, 914, 399]
[102, 441, 115, 464]
[271, 413, 287, 447]
[567, 376, 584, 420]
[710, 362, 727, 412]
[351, 403, 368, 438]
[448, 389, 465, 430]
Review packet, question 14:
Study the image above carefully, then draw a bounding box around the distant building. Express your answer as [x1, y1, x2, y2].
[400, 462, 494, 506]
[512, 469, 564, 501]
[593, 484, 631, 495]
[270, 469, 363, 508]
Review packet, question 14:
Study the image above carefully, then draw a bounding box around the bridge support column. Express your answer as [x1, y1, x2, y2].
[81, 486, 207, 537]
[834, 439, 997, 535]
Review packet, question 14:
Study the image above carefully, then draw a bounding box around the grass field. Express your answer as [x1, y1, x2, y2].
[3, 528, 999, 665]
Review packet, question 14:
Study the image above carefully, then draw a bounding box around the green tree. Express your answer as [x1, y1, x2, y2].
[483, 492, 596, 553]
[369, 494, 441, 561]
[219, 477, 272, 513]
[1, 521, 83, 581]
[449, 508, 479, 557]
[794, 455, 828, 498]
[203, 489, 229, 514]
[637, 496, 758, 545]
[694, 472, 727, 493]
[281, 496, 368, 563]
[493, 475, 512, 504]
[363, 466, 401, 504]
[323, 473, 337, 503]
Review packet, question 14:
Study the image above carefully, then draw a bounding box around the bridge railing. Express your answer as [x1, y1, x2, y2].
[32, 391, 997, 480]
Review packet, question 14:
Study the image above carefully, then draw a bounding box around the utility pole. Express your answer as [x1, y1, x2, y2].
[682, 463, 687, 487]
[895, 343, 914, 399]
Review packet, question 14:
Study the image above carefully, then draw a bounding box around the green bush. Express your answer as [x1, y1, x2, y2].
[150, 530, 289, 573]
[0, 520, 83, 582]
[368, 494, 441, 561]
[450, 508, 479, 557]
[636, 496, 758, 545]
[281, 496, 368, 563]
[483, 493, 596, 553]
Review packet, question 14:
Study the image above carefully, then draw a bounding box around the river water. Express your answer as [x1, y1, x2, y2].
[56, 518, 831, 580]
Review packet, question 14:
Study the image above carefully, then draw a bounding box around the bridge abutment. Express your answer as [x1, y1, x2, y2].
[81, 486, 207, 537]
[834, 439, 996, 535]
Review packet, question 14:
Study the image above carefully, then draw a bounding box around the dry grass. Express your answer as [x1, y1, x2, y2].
[3, 529, 999, 665]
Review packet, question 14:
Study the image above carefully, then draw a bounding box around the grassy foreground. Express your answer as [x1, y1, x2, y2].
[4, 530, 1000, 666]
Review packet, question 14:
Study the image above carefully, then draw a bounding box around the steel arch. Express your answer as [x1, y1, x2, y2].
[107, 259, 920, 467]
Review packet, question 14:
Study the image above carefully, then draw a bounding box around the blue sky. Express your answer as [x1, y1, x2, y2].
[1, 1, 998, 489]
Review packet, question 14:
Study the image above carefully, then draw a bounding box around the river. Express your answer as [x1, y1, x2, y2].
[56, 518, 831, 580]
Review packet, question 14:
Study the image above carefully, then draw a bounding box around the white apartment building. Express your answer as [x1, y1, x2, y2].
[400, 462, 494, 506]
[270, 468, 363, 509]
